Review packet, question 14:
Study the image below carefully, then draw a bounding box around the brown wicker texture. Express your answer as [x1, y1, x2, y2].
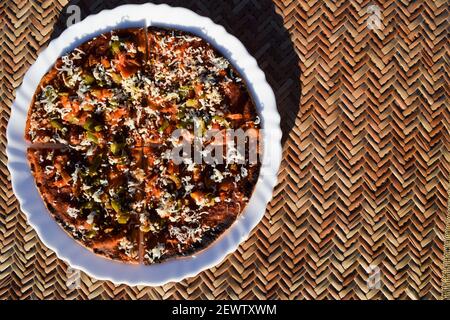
[0, 0, 449, 300]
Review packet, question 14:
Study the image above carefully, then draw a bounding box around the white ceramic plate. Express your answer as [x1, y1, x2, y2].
[6, 3, 281, 286]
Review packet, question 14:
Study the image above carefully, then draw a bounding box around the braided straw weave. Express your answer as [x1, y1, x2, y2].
[0, 0, 449, 300]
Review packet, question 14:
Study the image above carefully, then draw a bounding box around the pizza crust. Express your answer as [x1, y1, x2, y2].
[26, 27, 261, 264]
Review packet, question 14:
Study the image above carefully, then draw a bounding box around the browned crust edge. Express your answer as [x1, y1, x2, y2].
[27, 148, 140, 264]
[25, 26, 261, 265]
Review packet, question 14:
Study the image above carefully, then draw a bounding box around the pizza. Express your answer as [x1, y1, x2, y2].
[25, 27, 261, 264]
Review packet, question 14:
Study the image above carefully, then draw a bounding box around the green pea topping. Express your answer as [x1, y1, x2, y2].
[111, 199, 121, 213]
[88, 155, 102, 176]
[86, 132, 99, 144]
[111, 41, 121, 55]
[158, 120, 169, 133]
[110, 142, 124, 155]
[50, 119, 64, 130]
[110, 72, 122, 84]
[83, 118, 95, 131]
[186, 99, 198, 107]
[140, 224, 151, 233]
[212, 115, 230, 128]
[83, 74, 95, 85]
[179, 86, 192, 99]
[86, 230, 97, 239]
[117, 213, 129, 224]
[168, 174, 181, 189]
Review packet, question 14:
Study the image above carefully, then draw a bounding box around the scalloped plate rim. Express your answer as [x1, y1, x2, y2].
[6, 3, 282, 286]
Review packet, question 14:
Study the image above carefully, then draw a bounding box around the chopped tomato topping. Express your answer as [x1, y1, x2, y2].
[61, 96, 81, 122]
[101, 57, 111, 68]
[226, 114, 243, 120]
[92, 236, 121, 250]
[145, 175, 162, 199]
[91, 89, 113, 101]
[105, 107, 128, 125]
[159, 105, 177, 114]
[115, 53, 140, 78]
[194, 83, 203, 97]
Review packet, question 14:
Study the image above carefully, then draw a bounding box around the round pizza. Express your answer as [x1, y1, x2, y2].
[25, 27, 261, 264]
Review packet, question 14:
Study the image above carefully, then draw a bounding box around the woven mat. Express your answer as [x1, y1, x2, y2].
[1, 0, 449, 300]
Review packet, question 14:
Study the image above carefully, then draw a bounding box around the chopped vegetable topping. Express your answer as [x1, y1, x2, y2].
[27, 27, 261, 264]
